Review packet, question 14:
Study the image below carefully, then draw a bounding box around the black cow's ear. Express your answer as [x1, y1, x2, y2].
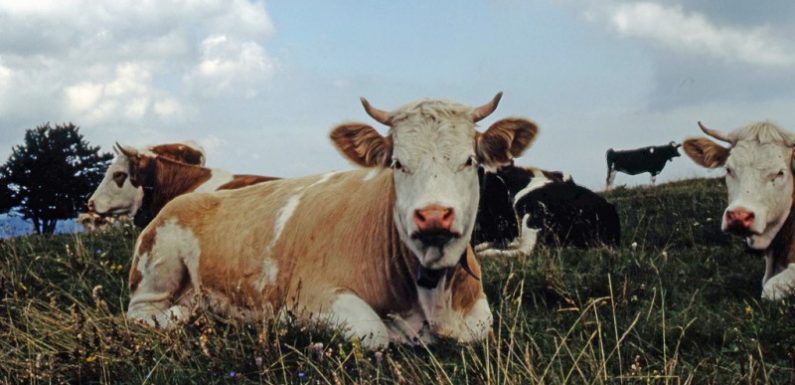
[330, 123, 392, 168]
[682, 137, 729, 168]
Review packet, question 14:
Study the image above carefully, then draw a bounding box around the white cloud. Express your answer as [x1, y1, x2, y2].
[0, 0, 276, 135]
[609, 2, 795, 67]
[185, 35, 276, 97]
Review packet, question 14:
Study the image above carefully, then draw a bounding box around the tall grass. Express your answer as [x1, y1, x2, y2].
[2, 178, 795, 384]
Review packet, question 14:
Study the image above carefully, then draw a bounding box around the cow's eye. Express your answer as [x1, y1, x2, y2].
[460, 156, 478, 170]
[725, 167, 734, 177]
[391, 158, 410, 174]
[773, 170, 785, 180]
[112, 171, 127, 187]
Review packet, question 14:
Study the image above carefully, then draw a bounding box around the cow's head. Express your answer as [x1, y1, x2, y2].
[684, 121, 795, 249]
[664, 141, 682, 160]
[331, 93, 538, 269]
[88, 142, 202, 217]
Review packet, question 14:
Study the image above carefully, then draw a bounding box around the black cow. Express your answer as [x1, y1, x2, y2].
[473, 165, 621, 257]
[606, 141, 681, 189]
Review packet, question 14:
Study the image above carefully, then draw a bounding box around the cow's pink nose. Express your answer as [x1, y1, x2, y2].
[414, 205, 455, 232]
[87, 199, 95, 212]
[725, 208, 755, 231]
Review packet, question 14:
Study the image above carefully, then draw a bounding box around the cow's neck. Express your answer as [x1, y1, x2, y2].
[143, 157, 212, 220]
[767, 200, 795, 271]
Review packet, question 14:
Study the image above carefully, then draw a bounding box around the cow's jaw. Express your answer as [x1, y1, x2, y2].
[723, 142, 794, 250]
[391, 122, 480, 270]
[89, 154, 143, 217]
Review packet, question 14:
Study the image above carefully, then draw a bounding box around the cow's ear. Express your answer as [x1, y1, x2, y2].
[683, 137, 729, 168]
[330, 123, 392, 168]
[476, 118, 538, 168]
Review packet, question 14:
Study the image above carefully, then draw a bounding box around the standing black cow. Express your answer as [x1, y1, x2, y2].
[473, 165, 621, 258]
[606, 141, 681, 189]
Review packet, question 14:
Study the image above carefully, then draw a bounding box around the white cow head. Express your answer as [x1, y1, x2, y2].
[331, 93, 538, 269]
[87, 142, 205, 217]
[684, 121, 795, 249]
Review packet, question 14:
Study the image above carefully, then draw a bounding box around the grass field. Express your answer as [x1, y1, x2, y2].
[2, 177, 795, 384]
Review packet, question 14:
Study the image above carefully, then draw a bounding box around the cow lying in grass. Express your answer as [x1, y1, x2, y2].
[89, 143, 277, 227]
[126, 93, 538, 349]
[473, 165, 620, 257]
[87, 142, 206, 221]
[684, 121, 795, 300]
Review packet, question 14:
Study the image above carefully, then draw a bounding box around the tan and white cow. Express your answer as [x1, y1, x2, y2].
[684, 121, 795, 300]
[126, 93, 538, 349]
[89, 143, 276, 228]
[88, 142, 206, 218]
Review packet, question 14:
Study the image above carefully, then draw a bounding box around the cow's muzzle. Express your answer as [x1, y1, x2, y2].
[724, 208, 757, 236]
[411, 229, 460, 249]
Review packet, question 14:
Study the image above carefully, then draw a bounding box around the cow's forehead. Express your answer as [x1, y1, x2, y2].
[108, 153, 132, 171]
[391, 120, 475, 160]
[728, 141, 791, 169]
[389, 101, 476, 155]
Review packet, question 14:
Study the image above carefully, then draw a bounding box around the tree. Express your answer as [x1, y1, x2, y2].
[0, 123, 112, 234]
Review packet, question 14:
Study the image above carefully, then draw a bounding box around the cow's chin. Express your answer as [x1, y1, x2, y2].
[94, 206, 133, 217]
[413, 237, 468, 270]
[746, 233, 774, 250]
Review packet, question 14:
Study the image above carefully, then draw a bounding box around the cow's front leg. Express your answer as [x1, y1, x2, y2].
[323, 292, 390, 350]
[762, 264, 795, 300]
[419, 283, 493, 343]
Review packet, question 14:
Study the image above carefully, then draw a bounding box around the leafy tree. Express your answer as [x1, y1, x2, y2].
[0, 123, 112, 234]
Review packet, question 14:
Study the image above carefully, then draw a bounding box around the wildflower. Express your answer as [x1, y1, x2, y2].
[312, 342, 324, 361]
[631, 242, 638, 250]
[374, 351, 383, 365]
[298, 372, 305, 378]
[85, 355, 97, 363]
[744, 305, 753, 316]
[95, 248, 103, 255]
[255, 356, 263, 368]
[229, 371, 237, 378]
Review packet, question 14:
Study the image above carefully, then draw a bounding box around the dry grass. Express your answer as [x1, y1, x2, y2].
[2, 177, 795, 384]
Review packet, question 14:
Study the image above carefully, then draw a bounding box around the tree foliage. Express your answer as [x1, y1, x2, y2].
[0, 123, 112, 234]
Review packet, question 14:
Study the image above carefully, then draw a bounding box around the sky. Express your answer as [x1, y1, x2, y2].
[1, 0, 794, 190]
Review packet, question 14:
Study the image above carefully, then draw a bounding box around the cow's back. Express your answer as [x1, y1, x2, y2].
[149, 168, 416, 316]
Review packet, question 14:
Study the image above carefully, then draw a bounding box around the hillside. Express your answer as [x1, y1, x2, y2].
[2, 177, 794, 384]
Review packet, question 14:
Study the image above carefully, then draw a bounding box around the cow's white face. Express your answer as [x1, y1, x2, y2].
[389, 114, 481, 268]
[683, 122, 795, 250]
[723, 141, 793, 249]
[88, 151, 143, 217]
[331, 94, 538, 269]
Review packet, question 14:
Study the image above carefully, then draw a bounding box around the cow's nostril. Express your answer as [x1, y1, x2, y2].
[413, 205, 455, 231]
[87, 200, 95, 212]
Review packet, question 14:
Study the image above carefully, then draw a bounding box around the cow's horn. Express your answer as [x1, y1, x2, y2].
[471, 92, 503, 122]
[698, 121, 732, 143]
[360, 97, 392, 126]
[115, 142, 139, 158]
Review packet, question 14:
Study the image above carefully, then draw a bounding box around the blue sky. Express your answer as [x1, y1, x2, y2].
[1, 1, 794, 189]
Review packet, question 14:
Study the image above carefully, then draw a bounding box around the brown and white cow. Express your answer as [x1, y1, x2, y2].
[126, 93, 538, 349]
[104, 146, 278, 227]
[684, 121, 795, 300]
[88, 142, 206, 219]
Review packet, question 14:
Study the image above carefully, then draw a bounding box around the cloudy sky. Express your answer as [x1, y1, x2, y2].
[1, 0, 793, 190]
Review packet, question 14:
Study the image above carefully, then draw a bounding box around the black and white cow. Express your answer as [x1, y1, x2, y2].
[606, 141, 681, 189]
[473, 165, 620, 257]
